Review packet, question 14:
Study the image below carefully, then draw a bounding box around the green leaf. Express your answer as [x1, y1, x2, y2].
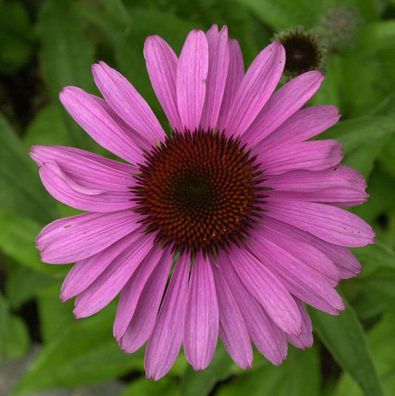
[235, 0, 326, 30]
[309, 300, 384, 396]
[37, 0, 96, 149]
[335, 313, 395, 396]
[121, 377, 179, 396]
[0, 208, 58, 273]
[218, 347, 320, 396]
[0, 293, 30, 361]
[23, 104, 71, 148]
[181, 345, 234, 396]
[15, 308, 144, 394]
[322, 116, 395, 177]
[0, 113, 57, 223]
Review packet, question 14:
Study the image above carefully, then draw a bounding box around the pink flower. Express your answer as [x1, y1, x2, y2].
[30, 25, 374, 380]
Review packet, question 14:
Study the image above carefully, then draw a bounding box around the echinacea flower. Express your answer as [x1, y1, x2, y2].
[31, 25, 374, 380]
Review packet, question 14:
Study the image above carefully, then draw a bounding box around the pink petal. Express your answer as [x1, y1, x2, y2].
[250, 236, 344, 314]
[113, 247, 163, 341]
[243, 71, 324, 146]
[30, 145, 136, 191]
[212, 264, 253, 369]
[144, 35, 182, 132]
[38, 161, 134, 212]
[92, 62, 165, 144]
[230, 247, 302, 335]
[262, 216, 362, 279]
[259, 140, 343, 175]
[184, 253, 219, 370]
[259, 105, 340, 151]
[176, 30, 209, 132]
[200, 26, 230, 130]
[145, 254, 190, 380]
[120, 249, 173, 353]
[74, 232, 154, 318]
[265, 200, 375, 247]
[216, 39, 244, 131]
[258, 219, 340, 285]
[59, 87, 144, 164]
[36, 211, 140, 264]
[219, 256, 287, 365]
[60, 233, 139, 301]
[224, 42, 285, 136]
[287, 299, 313, 349]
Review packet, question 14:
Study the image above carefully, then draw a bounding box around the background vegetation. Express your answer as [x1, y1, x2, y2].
[0, 0, 395, 395]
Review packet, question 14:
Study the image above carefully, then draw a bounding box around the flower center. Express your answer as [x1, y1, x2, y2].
[133, 130, 263, 255]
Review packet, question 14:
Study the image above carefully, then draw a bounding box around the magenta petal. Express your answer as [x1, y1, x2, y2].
[220, 257, 287, 365]
[60, 233, 139, 301]
[212, 264, 253, 369]
[260, 140, 343, 175]
[92, 61, 165, 144]
[250, 236, 344, 314]
[144, 35, 182, 132]
[224, 42, 285, 136]
[200, 26, 230, 130]
[176, 30, 209, 131]
[113, 247, 163, 341]
[59, 87, 144, 164]
[36, 211, 140, 264]
[145, 254, 190, 380]
[216, 39, 244, 131]
[38, 161, 134, 212]
[74, 232, 154, 318]
[260, 105, 340, 150]
[30, 145, 136, 190]
[266, 200, 375, 247]
[120, 249, 173, 353]
[244, 71, 324, 146]
[229, 247, 302, 335]
[287, 299, 313, 349]
[184, 253, 219, 370]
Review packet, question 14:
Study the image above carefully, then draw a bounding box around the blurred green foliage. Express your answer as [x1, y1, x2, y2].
[0, 0, 395, 395]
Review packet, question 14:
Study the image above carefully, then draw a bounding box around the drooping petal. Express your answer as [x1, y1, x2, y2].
[224, 42, 285, 136]
[92, 61, 165, 144]
[261, 216, 362, 279]
[212, 264, 253, 368]
[229, 247, 302, 335]
[220, 256, 287, 365]
[60, 232, 140, 301]
[259, 140, 343, 175]
[145, 254, 190, 380]
[258, 105, 340, 151]
[120, 249, 173, 353]
[287, 299, 313, 349]
[216, 39, 244, 131]
[38, 161, 134, 212]
[30, 145, 136, 191]
[184, 253, 219, 370]
[243, 71, 324, 146]
[257, 219, 340, 285]
[176, 30, 209, 131]
[250, 236, 344, 314]
[36, 211, 140, 264]
[200, 25, 230, 130]
[144, 35, 182, 132]
[265, 200, 375, 247]
[59, 87, 144, 164]
[113, 247, 164, 341]
[74, 232, 154, 318]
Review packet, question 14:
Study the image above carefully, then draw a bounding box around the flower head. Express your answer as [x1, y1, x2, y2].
[31, 25, 374, 380]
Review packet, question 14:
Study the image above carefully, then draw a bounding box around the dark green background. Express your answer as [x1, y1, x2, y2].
[0, 0, 395, 395]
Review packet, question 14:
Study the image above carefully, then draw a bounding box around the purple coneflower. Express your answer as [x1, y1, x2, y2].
[31, 25, 374, 380]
